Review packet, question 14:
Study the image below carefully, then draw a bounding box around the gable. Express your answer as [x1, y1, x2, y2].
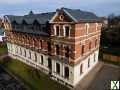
[50, 10, 74, 23]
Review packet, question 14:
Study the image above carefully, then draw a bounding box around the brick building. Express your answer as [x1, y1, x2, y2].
[3, 8, 102, 88]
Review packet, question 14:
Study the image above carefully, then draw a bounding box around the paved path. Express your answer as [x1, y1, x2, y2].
[75, 61, 120, 90]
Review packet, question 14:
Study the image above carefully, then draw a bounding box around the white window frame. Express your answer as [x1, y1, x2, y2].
[96, 23, 98, 31]
[54, 25, 60, 36]
[63, 25, 71, 37]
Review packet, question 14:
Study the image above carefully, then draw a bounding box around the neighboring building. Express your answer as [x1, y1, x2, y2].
[3, 8, 102, 88]
[100, 17, 108, 28]
[0, 28, 5, 42]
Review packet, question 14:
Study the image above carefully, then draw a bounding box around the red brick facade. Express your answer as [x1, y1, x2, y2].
[4, 8, 102, 65]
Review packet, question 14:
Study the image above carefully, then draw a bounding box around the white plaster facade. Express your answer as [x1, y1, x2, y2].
[0, 30, 5, 42]
[7, 42, 99, 88]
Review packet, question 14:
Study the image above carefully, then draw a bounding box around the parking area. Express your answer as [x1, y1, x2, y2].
[75, 61, 120, 90]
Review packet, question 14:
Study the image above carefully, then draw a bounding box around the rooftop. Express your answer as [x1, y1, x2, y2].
[5, 8, 100, 24]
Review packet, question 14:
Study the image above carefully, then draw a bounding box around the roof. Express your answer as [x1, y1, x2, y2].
[0, 28, 4, 36]
[5, 12, 55, 24]
[4, 8, 100, 24]
[62, 8, 99, 22]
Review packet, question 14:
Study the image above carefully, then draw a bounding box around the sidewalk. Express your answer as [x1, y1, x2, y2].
[74, 61, 120, 90]
[74, 61, 103, 90]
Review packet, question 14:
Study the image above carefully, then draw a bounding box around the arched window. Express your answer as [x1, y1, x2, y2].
[41, 55, 43, 65]
[80, 64, 83, 75]
[35, 53, 37, 62]
[24, 49, 26, 57]
[29, 51, 31, 59]
[56, 63, 60, 74]
[64, 66, 69, 79]
[48, 58, 52, 69]
[20, 48, 22, 55]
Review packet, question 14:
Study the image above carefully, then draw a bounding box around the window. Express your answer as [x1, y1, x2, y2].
[81, 45, 84, 55]
[64, 26, 70, 37]
[47, 42, 51, 52]
[88, 58, 90, 68]
[94, 54, 96, 62]
[20, 48, 22, 55]
[48, 58, 52, 69]
[24, 49, 26, 57]
[65, 46, 69, 58]
[64, 67, 69, 79]
[16, 48, 18, 53]
[55, 26, 60, 36]
[40, 40, 42, 49]
[59, 15, 64, 21]
[56, 45, 60, 55]
[86, 23, 89, 34]
[29, 51, 31, 59]
[35, 53, 37, 62]
[41, 55, 43, 65]
[89, 42, 92, 50]
[80, 64, 83, 75]
[56, 63, 60, 74]
[95, 39, 97, 47]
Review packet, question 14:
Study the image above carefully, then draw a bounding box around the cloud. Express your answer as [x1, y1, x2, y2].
[0, 0, 28, 4]
[0, 0, 119, 6]
[0, 0, 120, 16]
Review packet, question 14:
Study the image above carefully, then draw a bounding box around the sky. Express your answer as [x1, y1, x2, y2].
[0, 0, 120, 17]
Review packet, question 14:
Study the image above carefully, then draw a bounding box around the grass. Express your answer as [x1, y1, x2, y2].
[0, 57, 69, 90]
[0, 45, 69, 90]
[0, 44, 7, 55]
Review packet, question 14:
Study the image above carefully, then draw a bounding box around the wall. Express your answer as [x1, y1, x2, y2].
[7, 42, 99, 87]
[73, 49, 99, 86]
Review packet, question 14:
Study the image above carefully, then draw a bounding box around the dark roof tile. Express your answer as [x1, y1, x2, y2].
[5, 12, 55, 24]
[63, 8, 99, 22]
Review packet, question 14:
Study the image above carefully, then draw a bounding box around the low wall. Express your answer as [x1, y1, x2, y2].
[103, 53, 120, 64]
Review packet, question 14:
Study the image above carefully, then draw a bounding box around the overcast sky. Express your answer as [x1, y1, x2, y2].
[0, 0, 120, 17]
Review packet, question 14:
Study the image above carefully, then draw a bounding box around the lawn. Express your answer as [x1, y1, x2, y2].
[0, 44, 7, 55]
[0, 57, 69, 90]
